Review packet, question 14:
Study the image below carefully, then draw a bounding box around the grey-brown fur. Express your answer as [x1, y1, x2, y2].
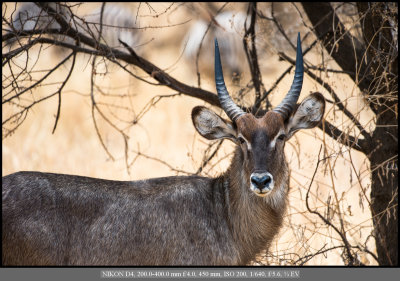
[2, 34, 325, 265]
[2, 92, 323, 265]
[2, 156, 286, 265]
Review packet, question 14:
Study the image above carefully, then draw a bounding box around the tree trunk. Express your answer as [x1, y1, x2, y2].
[369, 104, 398, 266]
[302, 2, 398, 265]
[358, 2, 398, 266]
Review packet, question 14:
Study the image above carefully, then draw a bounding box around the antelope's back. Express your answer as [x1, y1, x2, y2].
[2, 171, 232, 265]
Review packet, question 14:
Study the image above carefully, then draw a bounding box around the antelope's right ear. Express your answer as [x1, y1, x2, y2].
[192, 106, 237, 141]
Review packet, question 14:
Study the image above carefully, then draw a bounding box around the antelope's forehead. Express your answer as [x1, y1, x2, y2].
[236, 112, 283, 140]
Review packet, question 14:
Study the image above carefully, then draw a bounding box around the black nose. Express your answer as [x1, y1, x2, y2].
[251, 174, 272, 189]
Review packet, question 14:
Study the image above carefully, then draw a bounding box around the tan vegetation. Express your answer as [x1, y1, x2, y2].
[3, 2, 393, 265]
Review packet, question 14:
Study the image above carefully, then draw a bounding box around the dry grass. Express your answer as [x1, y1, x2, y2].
[2, 2, 378, 265]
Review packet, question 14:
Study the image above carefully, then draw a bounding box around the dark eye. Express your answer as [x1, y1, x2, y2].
[238, 136, 246, 144]
[277, 134, 286, 141]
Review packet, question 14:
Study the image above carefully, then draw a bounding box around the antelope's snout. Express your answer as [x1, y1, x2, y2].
[250, 172, 274, 197]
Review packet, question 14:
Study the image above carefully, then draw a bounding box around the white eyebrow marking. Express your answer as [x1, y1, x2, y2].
[269, 129, 286, 148]
[238, 133, 252, 151]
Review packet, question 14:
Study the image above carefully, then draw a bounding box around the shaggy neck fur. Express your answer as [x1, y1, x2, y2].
[219, 147, 289, 265]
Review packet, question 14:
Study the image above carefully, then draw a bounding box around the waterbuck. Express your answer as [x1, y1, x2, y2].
[5, 3, 142, 55]
[183, 8, 249, 82]
[2, 34, 325, 266]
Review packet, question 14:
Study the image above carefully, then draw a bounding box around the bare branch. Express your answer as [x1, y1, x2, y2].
[306, 146, 363, 265]
[243, 2, 266, 113]
[319, 120, 369, 153]
[301, 3, 369, 91]
[117, 40, 221, 107]
[278, 50, 373, 145]
[52, 48, 77, 134]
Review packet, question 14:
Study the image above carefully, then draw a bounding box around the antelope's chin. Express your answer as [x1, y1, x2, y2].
[250, 184, 273, 197]
[254, 191, 269, 197]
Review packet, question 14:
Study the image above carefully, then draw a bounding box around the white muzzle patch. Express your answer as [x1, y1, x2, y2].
[250, 172, 274, 197]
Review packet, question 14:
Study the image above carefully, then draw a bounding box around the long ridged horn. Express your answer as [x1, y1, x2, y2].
[215, 39, 245, 122]
[273, 33, 304, 120]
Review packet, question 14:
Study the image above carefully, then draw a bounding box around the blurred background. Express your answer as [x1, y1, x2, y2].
[3, 2, 397, 265]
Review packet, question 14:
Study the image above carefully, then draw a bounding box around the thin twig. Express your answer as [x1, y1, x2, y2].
[306, 145, 362, 265]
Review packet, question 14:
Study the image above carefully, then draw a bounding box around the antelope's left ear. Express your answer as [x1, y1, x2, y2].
[285, 92, 325, 139]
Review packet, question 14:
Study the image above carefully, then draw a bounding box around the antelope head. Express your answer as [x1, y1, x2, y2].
[192, 33, 325, 197]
